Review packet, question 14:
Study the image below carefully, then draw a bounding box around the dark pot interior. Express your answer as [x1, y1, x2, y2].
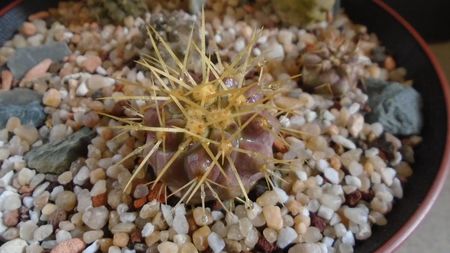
[1, 0, 448, 252]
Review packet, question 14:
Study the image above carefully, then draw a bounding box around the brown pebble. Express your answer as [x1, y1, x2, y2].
[59, 65, 74, 78]
[147, 182, 165, 202]
[3, 210, 19, 227]
[82, 111, 100, 128]
[384, 56, 396, 71]
[29, 11, 49, 21]
[43, 88, 62, 107]
[92, 193, 107, 207]
[361, 189, 375, 202]
[133, 197, 147, 209]
[113, 232, 129, 247]
[1, 70, 13, 90]
[48, 208, 67, 227]
[6, 117, 21, 132]
[23, 58, 52, 82]
[19, 185, 33, 194]
[187, 214, 198, 233]
[21, 22, 37, 36]
[82, 55, 102, 73]
[255, 236, 277, 253]
[130, 230, 142, 243]
[329, 156, 342, 170]
[345, 190, 362, 207]
[99, 238, 113, 253]
[70, 34, 80, 44]
[192, 226, 211, 251]
[273, 138, 288, 153]
[50, 238, 85, 253]
[311, 213, 327, 232]
[100, 128, 114, 140]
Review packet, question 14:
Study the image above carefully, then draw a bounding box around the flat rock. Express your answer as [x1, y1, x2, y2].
[25, 127, 95, 174]
[365, 79, 423, 135]
[7, 42, 71, 79]
[0, 88, 45, 128]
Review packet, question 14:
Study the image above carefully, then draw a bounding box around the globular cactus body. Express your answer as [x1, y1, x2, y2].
[272, 0, 335, 27]
[87, 0, 148, 24]
[143, 87, 279, 203]
[111, 17, 286, 206]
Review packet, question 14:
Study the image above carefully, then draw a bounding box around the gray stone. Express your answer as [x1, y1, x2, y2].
[0, 88, 45, 128]
[25, 128, 95, 174]
[7, 42, 71, 79]
[365, 79, 423, 135]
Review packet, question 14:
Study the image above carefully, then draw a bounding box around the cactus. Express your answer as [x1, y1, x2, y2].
[87, 0, 148, 24]
[140, 11, 201, 74]
[272, 0, 335, 27]
[300, 27, 368, 96]
[102, 14, 297, 208]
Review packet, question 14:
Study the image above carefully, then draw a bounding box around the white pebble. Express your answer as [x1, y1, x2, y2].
[74, 166, 90, 185]
[342, 231, 355, 246]
[141, 223, 155, 237]
[17, 168, 36, 185]
[0, 171, 14, 187]
[343, 207, 368, 225]
[307, 199, 320, 213]
[0, 239, 27, 253]
[33, 224, 53, 241]
[161, 204, 173, 226]
[277, 227, 297, 248]
[324, 167, 340, 184]
[334, 223, 347, 237]
[381, 167, 396, 186]
[323, 236, 334, 247]
[119, 212, 137, 223]
[264, 42, 284, 60]
[90, 180, 107, 196]
[316, 159, 329, 172]
[348, 161, 363, 176]
[345, 175, 362, 188]
[76, 82, 89, 96]
[208, 232, 225, 253]
[211, 211, 224, 221]
[303, 227, 323, 243]
[305, 110, 317, 122]
[295, 170, 308, 181]
[0, 191, 21, 211]
[173, 212, 189, 235]
[317, 205, 334, 220]
[83, 240, 100, 253]
[157, 241, 178, 253]
[233, 37, 245, 51]
[331, 135, 356, 149]
[273, 187, 289, 204]
[391, 178, 403, 198]
[56, 230, 72, 243]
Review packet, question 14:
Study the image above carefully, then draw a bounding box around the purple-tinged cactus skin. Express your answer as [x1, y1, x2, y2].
[104, 13, 291, 207]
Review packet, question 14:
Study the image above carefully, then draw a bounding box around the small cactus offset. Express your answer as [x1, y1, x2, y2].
[272, 0, 335, 27]
[87, 0, 148, 24]
[103, 14, 298, 208]
[301, 27, 368, 96]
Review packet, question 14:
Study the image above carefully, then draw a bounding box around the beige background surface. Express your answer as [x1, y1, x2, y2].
[397, 43, 450, 253]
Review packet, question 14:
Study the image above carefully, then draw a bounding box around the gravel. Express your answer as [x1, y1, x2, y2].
[0, 0, 421, 252]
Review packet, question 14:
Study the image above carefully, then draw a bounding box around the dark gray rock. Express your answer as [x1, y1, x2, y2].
[0, 88, 46, 128]
[7, 42, 71, 79]
[365, 79, 423, 135]
[25, 128, 96, 175]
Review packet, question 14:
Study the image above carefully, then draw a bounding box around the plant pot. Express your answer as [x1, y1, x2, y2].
[1, 0, 449, 252]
